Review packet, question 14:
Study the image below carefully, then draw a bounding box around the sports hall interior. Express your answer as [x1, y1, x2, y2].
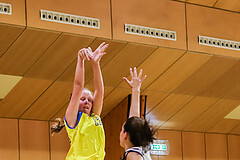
[0, 0, 240, 159]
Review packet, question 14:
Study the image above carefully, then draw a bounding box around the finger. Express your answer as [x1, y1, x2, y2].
[88, 47, 93, 53]
[133, 67, 137, 77]
[123, 77, 132, 88]
[141, 75, 147, 82]
[138, 69, 143, 79]
[130, 68, 134, 79]
[101, 44, 109, 52]
[97, 42, 106, 50]
[86, 49, 93, 59]
[84, 49, 90, 60]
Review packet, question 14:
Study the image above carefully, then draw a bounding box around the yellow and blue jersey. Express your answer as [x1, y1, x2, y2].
[64, 111, 105, 160]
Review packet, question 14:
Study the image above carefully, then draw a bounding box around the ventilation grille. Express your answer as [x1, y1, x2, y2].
[40, 9, 100, 29]
[124, 24, 176, 41]
[199, 35, 240, 51]
[0, 2, 11, 15]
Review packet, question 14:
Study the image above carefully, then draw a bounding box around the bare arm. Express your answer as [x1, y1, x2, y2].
[88, 42, 109, 116]
[65, 49, 90, 128]
[123, 67, 146, 118]
[126, 152, 144, 160]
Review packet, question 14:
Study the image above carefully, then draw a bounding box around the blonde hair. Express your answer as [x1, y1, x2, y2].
[51, 88, 93, 135]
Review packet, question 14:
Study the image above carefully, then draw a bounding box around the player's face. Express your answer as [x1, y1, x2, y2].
[79, 90, 93, 115]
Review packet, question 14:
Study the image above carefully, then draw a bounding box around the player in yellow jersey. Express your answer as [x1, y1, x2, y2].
[51, 42, 109, 160]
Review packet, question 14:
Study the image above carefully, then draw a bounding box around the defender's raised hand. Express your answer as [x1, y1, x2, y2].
[123, 67, 147, 91]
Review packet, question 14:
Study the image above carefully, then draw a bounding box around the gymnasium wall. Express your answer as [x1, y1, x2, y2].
[1, 117, 240, 160]
[1, 94, 240, 160]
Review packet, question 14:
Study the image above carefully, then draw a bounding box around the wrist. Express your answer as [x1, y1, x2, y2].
[132, 88, 140, 92]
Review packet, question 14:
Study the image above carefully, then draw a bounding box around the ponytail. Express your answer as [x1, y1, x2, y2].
[51, 118, 65, 136]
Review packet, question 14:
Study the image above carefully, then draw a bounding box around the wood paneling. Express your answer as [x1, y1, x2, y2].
[103, 96, 128, 160]
[21, 81, 73, 120]
[94, 43, 157, 87]
[214, 0, 240, 12]
[0, 78, 52, 118]
[143, 90, 168, 113]
[182, 132, 205, 160]
[205, 133, 228, 160]
[24, 33, 94, 80]
[187, 4, 240, 58]
[157, 130, 182, 160]
[0, 24, 25, 57]
[207, 119, 240, 134]
[161, 96, 219, 130]
[199, 61, 240, 98]
[0, 28, 60, 76]
[173, 56, 238, 97]
[50, 122, 70, 160]
[148, 94, 194, 128]
[184, 99, 240, 132]
[187, 0, 217, 7]
[119, 48, 186, 90]
[228, 135, 240, 160]
[146, 52, 212, 93]
[112, 0, 186, 49]
[26, 0, 111, 38]
[0, 118, 18, 160]
[102, 87, 130, 117]
[229, 124, 240, 135]
[0, 0, 25, 26]
[19, 120, 49, 160]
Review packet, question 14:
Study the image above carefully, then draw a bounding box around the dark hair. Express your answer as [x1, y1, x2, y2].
[51, 118, 65, 136]
[124, 117, 156, 149]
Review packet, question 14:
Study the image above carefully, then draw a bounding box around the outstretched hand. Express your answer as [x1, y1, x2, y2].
[78, 48, 92, 61]
[123, 67, 147, 91]
[88, 42, 109, 63]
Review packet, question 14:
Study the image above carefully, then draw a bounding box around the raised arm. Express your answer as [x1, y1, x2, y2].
[123, 67, 146, 118]
[65, 49, 90, 128]
[88, 42, 109, 116]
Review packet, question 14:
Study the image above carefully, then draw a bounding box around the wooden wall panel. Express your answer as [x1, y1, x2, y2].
[0, 78, 52, 118]
[184, 99, 240, 132]
[112, 0, 186, 49]
[199, 61, 240, 98]
[214, 0, 240, 12]
[173, 56, 238, 97]
[119, 48, 185, 90]
[50, 122, 70, 160]
[207, 119, 240, 134]
[0, 24, 24, 57]
[225, 85, 240, 100]
[0, 118, 18, 160]
[187, 0, 217, 6]
[229, 125, 240, 135]
[24, 33, 94, 80]
[103, 96, 128, 160]
[93, 43, 157, 87]
[21, 81, 73, 120]
[158, 130, 182, 160]
[148, 94, 194, 128]
[146, 52, 212, 93]
[161, 96, 218, 130]
[143, 91, 168, 113]
[205, 133, 228, 160]
[19, 120, 49, 160]
[182, 132, 205, 160]
[228, 135, 240, 160]
[187, 4, 240, 58]
[0, 0, 25, 26]
[102, 88, 130, 117]
[26, 0, 111, 38]
[0, 28, 60, 76]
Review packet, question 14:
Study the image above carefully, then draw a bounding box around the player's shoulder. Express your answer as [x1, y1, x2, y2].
[127, 152, 144, 160]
